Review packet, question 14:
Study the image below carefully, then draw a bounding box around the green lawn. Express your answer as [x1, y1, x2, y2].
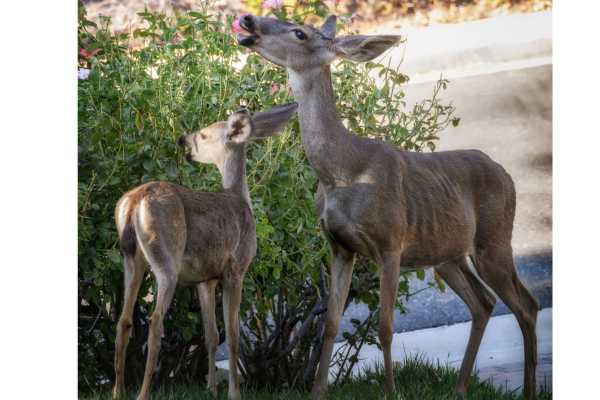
[83, 357, 551, 400]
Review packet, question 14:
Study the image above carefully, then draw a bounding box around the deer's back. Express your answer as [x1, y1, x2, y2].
[115, 181, 256, 284]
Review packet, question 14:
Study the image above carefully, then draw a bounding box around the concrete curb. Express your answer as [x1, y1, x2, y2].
[370, 11, 552, 83]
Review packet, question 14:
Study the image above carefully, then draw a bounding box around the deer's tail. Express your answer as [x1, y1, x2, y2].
[119, 214, 137, 257]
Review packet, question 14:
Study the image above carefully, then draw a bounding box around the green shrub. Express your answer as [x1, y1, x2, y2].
[78, 0, 458, 393]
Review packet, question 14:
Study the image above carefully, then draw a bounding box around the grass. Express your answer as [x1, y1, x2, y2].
[82, 356, 552, 400]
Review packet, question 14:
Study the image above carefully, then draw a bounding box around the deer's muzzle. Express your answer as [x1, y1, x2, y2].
[236, 14, 259, 47]
[237, 34, 257, 47]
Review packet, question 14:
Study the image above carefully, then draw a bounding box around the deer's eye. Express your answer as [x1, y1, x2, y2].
[293, 29, 307, 41]
[199, 133, 207, 140]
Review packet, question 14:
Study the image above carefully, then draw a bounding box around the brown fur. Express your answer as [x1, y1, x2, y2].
[112, 104, 298, 400]
[237, 15, 539, 399]
[116, 182, 256, 283]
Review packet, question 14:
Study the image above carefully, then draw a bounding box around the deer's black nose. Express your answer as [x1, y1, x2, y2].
[241, 14, 255, 32]
[177, 136, 186, 147]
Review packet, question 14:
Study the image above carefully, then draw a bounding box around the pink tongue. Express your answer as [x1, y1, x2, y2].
[232, 13, 250, 34]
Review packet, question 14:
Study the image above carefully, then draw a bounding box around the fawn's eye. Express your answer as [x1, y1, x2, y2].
[293, 29, 307, 40]
[200, 133, 207, 140]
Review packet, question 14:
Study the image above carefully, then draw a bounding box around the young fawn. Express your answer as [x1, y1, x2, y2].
[112, 103, 298, 400]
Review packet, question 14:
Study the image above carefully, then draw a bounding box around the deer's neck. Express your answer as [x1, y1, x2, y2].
[288, 65, 353, 185]
[218, 147, 251, 211]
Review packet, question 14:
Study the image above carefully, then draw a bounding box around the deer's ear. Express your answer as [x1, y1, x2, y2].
[251, 102, 298, 139]
[334, 35, 402, 62]
[226, 109, 252, 143]
[320, 15, 337, 39]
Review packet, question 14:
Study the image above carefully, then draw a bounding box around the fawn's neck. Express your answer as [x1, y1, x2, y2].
[219, 147, 251, 211]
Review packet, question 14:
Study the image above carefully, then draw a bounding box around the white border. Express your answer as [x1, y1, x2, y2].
[554, 0, 600, 398]
[0, 1, 77, 398]
[1, 1, 600, 398]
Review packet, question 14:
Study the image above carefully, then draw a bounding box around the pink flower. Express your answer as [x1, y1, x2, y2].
[262, 0, 283, 9]
[79, 48, 101, 59]
[269, 83, 280, 95]
[232, 13, 249, 33]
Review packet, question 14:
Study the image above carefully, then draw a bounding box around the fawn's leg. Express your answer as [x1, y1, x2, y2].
[223, 275, 244, 400]
[113, 252, 145, 399]
[198, 280, 219, 397]
[136, 267, 176, 400]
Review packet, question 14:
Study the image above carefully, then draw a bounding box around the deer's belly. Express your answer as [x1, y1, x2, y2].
[400, 221, 475, 267]
[319, 186, 475, 265]
[399, 245, 470, 267]
[177, 247, 232, 285]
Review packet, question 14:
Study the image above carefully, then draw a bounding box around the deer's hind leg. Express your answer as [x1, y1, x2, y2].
[377, 251, 403, 398]
[436, 257, 496, 396]
[136, 252, 177, 400]
[113, 251, 146, 399]
[198, 280, 219, 397]
[471, 246, 539, 399]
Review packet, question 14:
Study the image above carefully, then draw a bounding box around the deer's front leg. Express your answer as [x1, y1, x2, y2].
[223, 275, 243, 400]
[311, 246, 355, 399]
[198, 280, 219, 398]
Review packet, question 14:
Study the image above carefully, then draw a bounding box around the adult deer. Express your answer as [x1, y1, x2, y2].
[112, 103, 298, 400]
[236, 14, 540, 399]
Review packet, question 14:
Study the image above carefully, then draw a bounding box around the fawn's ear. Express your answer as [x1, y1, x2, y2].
[320, 15, 337, 39]
[334, 35, 402, 62]
[226, 108, 253, 143]
[251, 102, 298, 139]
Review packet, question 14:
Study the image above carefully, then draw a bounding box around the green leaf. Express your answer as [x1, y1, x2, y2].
[142, 160, 154, 172]
[82, 20, 97, 28]
[182, 328, 193, 342]
[107, 249, 121, 264]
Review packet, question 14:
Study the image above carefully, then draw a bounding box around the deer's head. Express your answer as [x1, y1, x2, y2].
[177, 103, 298, 168]
[236, 14, 401, 71]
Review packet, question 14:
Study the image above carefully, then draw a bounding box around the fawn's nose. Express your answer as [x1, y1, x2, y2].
[177, 136, 186, 147]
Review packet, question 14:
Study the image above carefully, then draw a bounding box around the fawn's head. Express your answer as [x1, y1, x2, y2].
[236, 14, 401, 71]
[178, 103, 298, 168]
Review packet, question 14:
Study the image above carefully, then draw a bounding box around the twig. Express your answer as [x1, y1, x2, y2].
[86, 307, 103, 335]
